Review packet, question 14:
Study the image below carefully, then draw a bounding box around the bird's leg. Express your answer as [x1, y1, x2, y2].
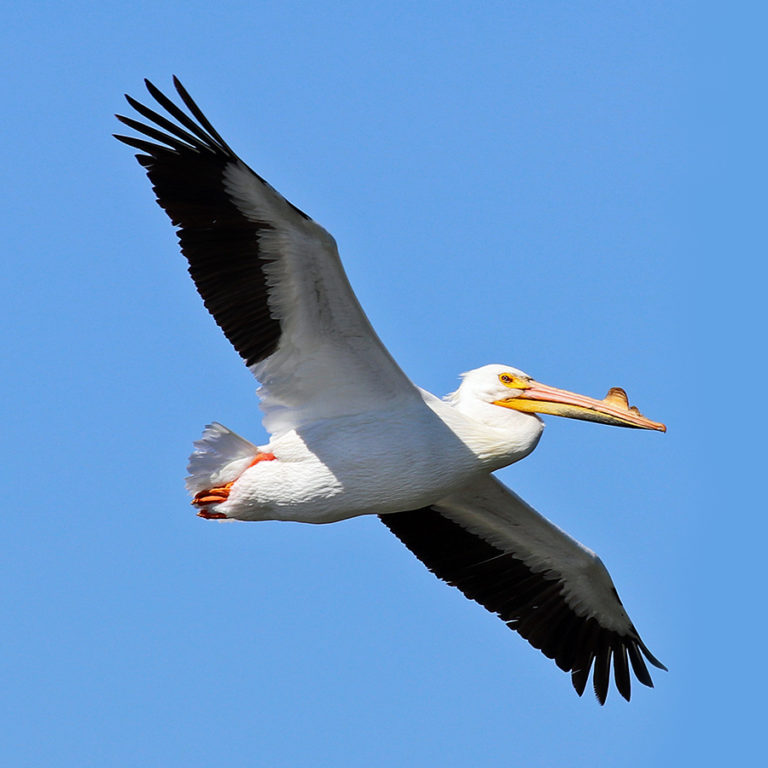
[193, 452, 276, 518]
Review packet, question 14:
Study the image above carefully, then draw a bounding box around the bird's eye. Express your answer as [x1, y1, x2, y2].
[500, 374, 513, 384]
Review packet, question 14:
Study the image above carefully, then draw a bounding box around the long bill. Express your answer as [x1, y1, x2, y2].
[494, 382, 666, 432]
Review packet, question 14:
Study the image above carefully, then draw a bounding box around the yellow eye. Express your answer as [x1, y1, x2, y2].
[499, 372, 530, 389]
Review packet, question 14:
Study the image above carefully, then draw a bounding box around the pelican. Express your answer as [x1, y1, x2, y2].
[115, 77, 667, 704]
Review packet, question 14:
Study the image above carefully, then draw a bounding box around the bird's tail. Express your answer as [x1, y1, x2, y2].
[185, 422, 261, 495]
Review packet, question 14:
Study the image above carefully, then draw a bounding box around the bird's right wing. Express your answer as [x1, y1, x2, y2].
[379, 474, 666, 704]
[115, 78, 421, 437]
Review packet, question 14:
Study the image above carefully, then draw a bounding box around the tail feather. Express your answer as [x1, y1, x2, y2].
[186, 422, 261, 495]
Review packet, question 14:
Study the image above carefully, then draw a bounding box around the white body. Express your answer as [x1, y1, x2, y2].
[189, 382, 544, 523]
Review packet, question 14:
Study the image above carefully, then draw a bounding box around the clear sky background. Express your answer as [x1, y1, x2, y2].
[1, 2, 762, 766]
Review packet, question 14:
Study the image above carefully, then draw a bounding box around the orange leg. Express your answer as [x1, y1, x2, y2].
[193, 452, 276, 518]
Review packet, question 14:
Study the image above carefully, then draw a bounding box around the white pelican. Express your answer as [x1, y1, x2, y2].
[115, 77, 667, 704]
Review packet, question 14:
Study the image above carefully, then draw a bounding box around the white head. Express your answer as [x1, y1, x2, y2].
[447, 363, 665, 456]
[449, 364, 536, 408]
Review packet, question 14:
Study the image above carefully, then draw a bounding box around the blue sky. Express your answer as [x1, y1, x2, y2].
[1, 2, 761, 766]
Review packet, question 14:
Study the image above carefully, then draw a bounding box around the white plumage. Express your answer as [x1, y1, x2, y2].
[116, 77, 667, 704]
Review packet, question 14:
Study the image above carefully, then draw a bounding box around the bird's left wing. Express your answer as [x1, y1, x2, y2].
[380, 475, 666, 703]
[115, 78, 420, 436]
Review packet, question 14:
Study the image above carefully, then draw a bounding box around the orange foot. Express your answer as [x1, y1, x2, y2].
[196, 508, 229, 520]
[192, 452, 276, 518]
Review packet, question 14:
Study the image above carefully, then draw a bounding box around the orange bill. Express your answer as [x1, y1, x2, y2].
[494, 382, 666, 431]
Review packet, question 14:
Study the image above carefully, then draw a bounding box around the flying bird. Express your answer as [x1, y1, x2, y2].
[115, 77, 667, 704]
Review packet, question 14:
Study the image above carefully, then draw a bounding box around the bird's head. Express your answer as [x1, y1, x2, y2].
[451, 364, 666, 432]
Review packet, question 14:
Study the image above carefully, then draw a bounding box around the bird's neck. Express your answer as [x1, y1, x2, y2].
[436, 394, 545, 470]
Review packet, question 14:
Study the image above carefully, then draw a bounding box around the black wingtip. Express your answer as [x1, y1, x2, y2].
[114, 114, 134, 128]
[613, 643, 632, 702]
[627, 643, 654, 688]
[571, 666, 589, 697]
[124, 93, 145, 111]
[144, 78, 163, 101]
[639, 641, 668, 672]
[592, 644, 611, 705]
[172, 76, 191, 103]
